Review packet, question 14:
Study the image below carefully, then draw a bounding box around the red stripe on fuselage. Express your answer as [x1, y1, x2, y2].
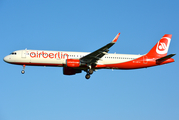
[8, 57, 174, 69]
[96, 57, 174, 69]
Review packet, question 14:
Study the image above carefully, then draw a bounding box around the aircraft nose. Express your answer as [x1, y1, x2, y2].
[3, 56, 10, 62]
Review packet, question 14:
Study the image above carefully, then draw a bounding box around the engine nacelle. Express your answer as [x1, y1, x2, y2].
[63, 67, 82, 75]
[66, 59, 80, 67]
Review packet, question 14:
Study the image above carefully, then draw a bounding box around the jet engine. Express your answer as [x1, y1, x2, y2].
[66, 59, 80, 67]
[63, 67, 82, 75]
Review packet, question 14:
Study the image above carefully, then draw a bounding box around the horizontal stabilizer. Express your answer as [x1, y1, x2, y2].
[156, 54, 176, 61]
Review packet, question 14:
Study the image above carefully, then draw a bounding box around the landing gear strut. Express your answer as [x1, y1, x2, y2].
[21, 65, 25, 74]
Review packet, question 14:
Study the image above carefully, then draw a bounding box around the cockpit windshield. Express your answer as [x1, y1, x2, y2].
[10, 52, 17, 55]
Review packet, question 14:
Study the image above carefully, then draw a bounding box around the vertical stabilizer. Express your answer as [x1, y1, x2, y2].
[146, 34, 172, 58]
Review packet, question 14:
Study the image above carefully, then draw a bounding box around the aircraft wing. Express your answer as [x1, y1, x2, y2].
[80, 33, 120, 65]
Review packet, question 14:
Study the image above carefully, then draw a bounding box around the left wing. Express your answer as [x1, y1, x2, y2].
[80, 33, 120, 65]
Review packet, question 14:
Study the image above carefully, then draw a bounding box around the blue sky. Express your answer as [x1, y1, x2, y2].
[0, 0, 179, 120]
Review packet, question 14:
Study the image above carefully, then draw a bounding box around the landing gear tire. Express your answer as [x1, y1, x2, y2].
[21, 70, 25, 74]
[89, 69, 93, 74]
[85, 74, 90, 79]
[21, 65, 26, 74]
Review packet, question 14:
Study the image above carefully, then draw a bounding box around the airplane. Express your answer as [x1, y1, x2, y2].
[3, 33, 175, 79]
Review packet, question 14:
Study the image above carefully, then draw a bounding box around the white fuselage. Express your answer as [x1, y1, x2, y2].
[4, 49, 142, 68]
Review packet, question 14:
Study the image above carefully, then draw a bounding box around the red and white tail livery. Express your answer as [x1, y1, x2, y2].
[146, 34, 172, 58]
[4, 33, 175, 79]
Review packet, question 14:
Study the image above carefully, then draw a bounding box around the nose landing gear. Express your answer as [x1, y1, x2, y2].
[21, 65, 25, 74]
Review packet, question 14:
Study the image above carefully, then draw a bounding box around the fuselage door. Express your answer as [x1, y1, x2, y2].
[21, 50, 26, 58]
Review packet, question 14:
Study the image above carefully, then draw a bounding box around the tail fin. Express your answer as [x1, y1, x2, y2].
[146, 34, 172, 58]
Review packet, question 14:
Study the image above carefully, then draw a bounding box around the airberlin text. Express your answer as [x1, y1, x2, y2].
[30, 51, 69, 59]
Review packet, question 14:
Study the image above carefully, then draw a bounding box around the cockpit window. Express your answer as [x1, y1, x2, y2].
[10, 52, 17, 55]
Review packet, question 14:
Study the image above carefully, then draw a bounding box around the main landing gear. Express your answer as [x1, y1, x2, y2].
[85, 68, 93, 79]
[21, 65, 25, 74]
